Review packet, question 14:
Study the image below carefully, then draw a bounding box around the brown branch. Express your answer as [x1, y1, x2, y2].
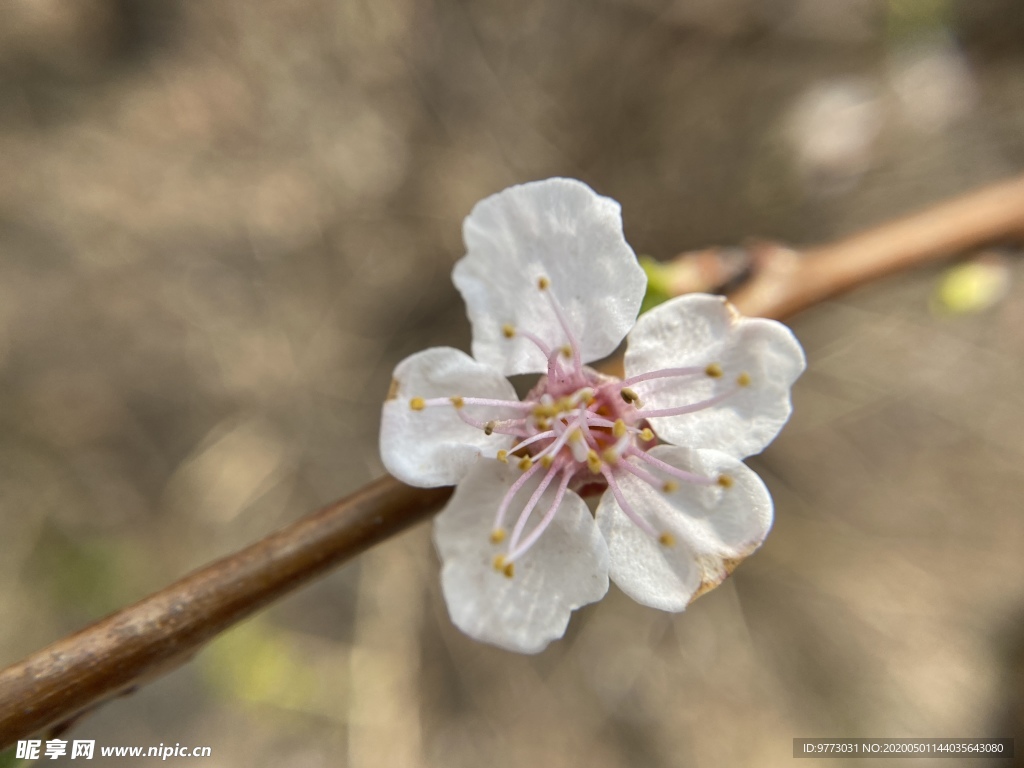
[2, 173, 1024, 749]
[0, 479, 452, 748]
[727, 174, 1024, 319]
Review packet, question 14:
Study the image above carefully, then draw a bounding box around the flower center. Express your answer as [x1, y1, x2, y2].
[408, 276, 751, 578]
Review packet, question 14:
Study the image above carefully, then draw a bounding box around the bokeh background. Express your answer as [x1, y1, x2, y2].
[1, 0, 1023, 766]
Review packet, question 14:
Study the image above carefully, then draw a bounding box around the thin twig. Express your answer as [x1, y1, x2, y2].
[728, 174, 1024, 319]
[2, 174, 1023, 749]
[0, 479, 451, 747]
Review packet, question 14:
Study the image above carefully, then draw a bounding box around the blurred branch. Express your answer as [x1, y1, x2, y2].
[2, 174, 1024, 748]
[0, 479, 452, 748]
[727, 174, 1024, 319]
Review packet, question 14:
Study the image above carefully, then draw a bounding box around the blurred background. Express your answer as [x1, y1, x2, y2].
[1, 0, 1023, 765]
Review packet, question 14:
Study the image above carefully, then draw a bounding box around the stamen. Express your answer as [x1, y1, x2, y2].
[496, 450, 509, 463]
[507, 467, 573, 561]
[620, 387, 642, 406]
[636, 388, 737, 419]
[586, 449, 601, 474]
[618, 366, 704, 387]
[663, 480, 678, 493]
[600, 430, 632, 466]
[612, 419, 627, 438]
[418, 396, 532, 410]
[518, 329, 552, 357]
[736, 372, 751, 387]
[537, 276, 550, 290]
[658, 532, 676, 547]
[533, 395, 557, 418]
[517, 456, 534, 471]
[484, 422, 495, 435]
[717, 474, 734, 488]
[490, 528, 506, 544]
[506, 463, 560, 556]
[639, 427, 654, 442]
[493, 460, 544, 530]
[455, 409, 528, 436]
[461, 397, 534, 410]
[409, 397, 425, 411]
[578, 417, 603, 452]
[531, 409, 586, 465]
[569, 432, 589, 462]
[627, 448, 718, 485]
[541, 285, 583, 374]
[615, 457, 663, 488]
[502, 321, 553, 357]
[546, 344, 568, 381]
[705, 363, 723, 378]
[508, 430, 557, 455]
[492, 554, 514, 578]
[600, 466, 659, 538]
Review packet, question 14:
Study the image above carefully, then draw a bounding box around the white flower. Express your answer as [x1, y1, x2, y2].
[380, 178, 805, 653]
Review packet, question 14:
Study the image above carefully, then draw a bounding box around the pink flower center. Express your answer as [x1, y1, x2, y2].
[410, 276, 750, 578]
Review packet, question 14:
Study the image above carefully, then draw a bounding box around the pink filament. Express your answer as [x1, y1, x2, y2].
[508, 467, 573, 561]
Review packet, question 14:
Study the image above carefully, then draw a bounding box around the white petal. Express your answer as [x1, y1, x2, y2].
[625, 293, 806, 458]
[453, 178, 647, 376]
[434, 458, 609, 653]
[380, 348, 519, 487]
[596, 446, 772, 612]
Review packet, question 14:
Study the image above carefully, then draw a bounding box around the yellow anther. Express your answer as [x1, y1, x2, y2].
[540, 455, 554, 469]
[409, 397, 426, 411]
[450, 396, 465, 409]
[561, 345, 572, 359]
[490, 528, 506, 544]
[659, 532, 676, 547]
[601, 447, 619, 465]
[484, 421, 495, 436]
[736, 372, 751, 388]
[537, 276, 550, 290]
[639, 427, 654, 442]
[586, 449, 601, 474]
[496, 450, 509, 463]
[568, 428, 583, 443]
[518, 456, 534, 471]
[620, 387, 641, 406]
[493, 554, 507, 572]
[662, 481, 678, 493]
[705, 363, 724, 378]
[503, 561, 515, 578]
[536, 418, 551, 431]
[717, 474, 734, 489]
[581, 390, 596, 405]
[502, 324, 516, 338]
[612, 419, 628, 438]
